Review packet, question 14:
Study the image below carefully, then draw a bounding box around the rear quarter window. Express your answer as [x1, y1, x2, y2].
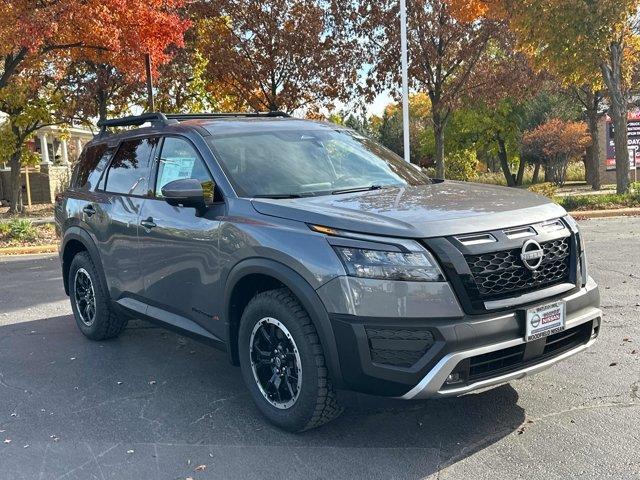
[72, 144, 115, 190]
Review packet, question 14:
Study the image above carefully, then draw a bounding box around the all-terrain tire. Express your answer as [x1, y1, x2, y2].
[238, 288, 343, 432]
[68, 251, 128, 340]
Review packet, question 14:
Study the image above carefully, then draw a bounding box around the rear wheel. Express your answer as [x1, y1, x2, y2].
[239, 288, 343, 432]
[69, 252, 128, 340]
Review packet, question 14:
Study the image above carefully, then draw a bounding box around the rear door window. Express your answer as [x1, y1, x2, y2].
[104, 137, 159, 196]
[72, 144, 114, 190]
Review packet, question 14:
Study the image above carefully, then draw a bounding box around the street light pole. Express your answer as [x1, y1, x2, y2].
[400, 0, 411, 163]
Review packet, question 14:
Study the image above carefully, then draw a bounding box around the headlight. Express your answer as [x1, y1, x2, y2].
[333, 246, 444, 282]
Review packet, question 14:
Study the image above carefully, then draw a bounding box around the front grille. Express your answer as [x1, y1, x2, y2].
[466, 321, 593, 383]
[464, 237, 571, 301]
[366, 328, 435, 368]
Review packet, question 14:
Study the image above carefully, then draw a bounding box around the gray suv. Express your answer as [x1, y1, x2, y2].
[56, 112, 601, 431]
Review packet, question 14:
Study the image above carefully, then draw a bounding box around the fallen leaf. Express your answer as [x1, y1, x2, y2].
[194, 465, 207, 472]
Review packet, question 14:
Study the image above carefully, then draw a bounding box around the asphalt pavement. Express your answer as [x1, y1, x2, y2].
[0, 217, 638, 480]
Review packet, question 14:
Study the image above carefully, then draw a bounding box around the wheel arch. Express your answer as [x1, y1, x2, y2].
[61, 227, 108, 297]
[223, 258, 344, 388]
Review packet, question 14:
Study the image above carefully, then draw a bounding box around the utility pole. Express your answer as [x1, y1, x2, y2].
[145, 53, 155, 112]
[400, 0, 411, 163]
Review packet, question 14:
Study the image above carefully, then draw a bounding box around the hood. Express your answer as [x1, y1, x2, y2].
[250, 181, 567, 238]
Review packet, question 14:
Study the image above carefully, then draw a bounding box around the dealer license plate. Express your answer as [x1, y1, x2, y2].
[525, 301, 566, 342]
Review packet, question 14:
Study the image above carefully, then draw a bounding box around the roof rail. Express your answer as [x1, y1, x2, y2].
[165, 111, 290, 121]
[95, 111, 291, 137]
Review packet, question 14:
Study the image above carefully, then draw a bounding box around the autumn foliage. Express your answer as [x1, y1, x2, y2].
[1, 0, 190, 212]
[1, 0, 189, 85]
[196, 0, 361, 113]
[522, 119, 591, 185]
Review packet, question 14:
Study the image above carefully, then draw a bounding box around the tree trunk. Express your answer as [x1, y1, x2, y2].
[433, 109, 445, 179]
[532, 163, 541, 184]
[582, 90, 602, 190]
[8, 148, 23, 214]
[600, 41, 630, 194]
[516, 157, 527, 186]
[496, 134, 516, 187]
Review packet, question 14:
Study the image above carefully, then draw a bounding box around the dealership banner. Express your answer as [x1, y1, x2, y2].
[606, 111, 640, 171]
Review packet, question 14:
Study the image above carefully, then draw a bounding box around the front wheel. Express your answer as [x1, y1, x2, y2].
[238, 288, 343, 432]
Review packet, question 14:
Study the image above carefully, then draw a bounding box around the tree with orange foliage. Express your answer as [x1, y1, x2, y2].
[0, 0, 189, 212]
[522, 119, 591, 185]
[195, 0, 363, 114]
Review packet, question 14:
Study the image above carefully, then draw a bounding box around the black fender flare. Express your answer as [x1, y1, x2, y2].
[223, 258, 344, 388]
[60, 226, 109, 298]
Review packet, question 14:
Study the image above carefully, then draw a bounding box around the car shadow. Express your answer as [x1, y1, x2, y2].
[0, 315, 525, 479]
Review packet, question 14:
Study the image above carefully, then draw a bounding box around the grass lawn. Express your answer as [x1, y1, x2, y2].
[0, 220, 57, 248]
[556, 190, 640, 211]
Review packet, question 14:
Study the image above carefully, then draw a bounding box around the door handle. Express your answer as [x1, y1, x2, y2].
[140, 217, 157, 230]
[82, 204, 96, 217]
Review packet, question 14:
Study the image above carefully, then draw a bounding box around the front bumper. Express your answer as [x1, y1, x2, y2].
[326, 277, 600, 398]
[401, 306, 600, 399]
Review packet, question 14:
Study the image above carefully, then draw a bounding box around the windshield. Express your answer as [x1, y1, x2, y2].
[206, 128, 431, 198]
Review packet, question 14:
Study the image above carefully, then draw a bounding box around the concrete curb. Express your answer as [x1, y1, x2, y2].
[570, 207, 640, 219]
[0, 244, 58, 255]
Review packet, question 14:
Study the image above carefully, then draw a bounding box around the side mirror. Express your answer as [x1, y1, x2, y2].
[161, 179, 206, 209]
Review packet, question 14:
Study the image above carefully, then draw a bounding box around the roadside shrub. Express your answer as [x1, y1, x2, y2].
[423, 166, 437, 178]
[445, 149, 478, 181]
[558, 191, 640, 211]
[565, 162, 586, 182]
[7, 219, 37, 242]
[528, 182, 557, 198]
[522, 119, 590, 186]
[474, 171, 507, 186]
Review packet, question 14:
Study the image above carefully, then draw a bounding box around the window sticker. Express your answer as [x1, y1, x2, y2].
[159, 157, 196, 187]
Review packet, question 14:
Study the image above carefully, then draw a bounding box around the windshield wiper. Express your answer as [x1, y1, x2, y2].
[252, 193, 316, 199]
[331, 185, 385, 195]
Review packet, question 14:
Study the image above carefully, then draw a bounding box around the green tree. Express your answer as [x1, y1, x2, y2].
[447, 0, 640, 194]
